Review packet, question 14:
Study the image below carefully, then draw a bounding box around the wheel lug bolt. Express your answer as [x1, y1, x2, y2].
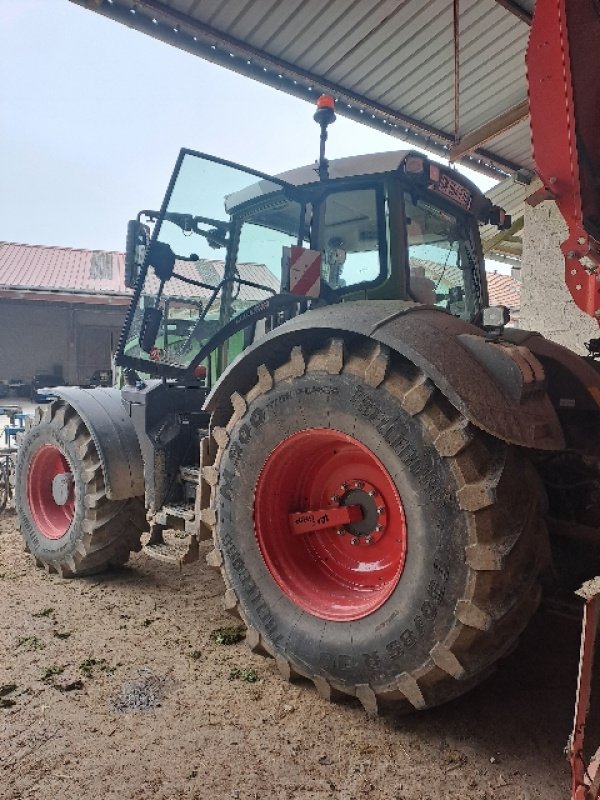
[355, 481, 364, 489]
[377, 507, 385, 514]
[331, 495, 338, 503]
[341, 482, 349, 490]
[336, 528, 345, 536]
[365, 535, 373, 544]
[375, 525, 383, 532]
[368, 489, 376, 497]
[350, 537, 359, 545]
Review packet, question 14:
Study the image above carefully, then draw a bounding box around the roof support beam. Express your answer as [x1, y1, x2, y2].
[453, 0, 460, 141]
[483, 216, 524, 255]
[448, 101, 530, 161]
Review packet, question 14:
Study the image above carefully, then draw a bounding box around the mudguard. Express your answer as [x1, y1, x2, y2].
[205, 301, 567, 451]
[503, 328, 600, 413]
[49, 387, 145, 501]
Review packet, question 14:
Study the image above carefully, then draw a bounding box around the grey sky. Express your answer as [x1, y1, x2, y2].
[1, 0, 495, 253]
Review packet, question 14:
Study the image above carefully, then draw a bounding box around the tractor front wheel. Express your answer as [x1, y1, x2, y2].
[16, 400, 145, 576]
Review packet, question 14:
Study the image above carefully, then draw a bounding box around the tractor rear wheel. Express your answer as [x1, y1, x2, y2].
[206, 339, 548, 713]
[15, 400, 145, 577]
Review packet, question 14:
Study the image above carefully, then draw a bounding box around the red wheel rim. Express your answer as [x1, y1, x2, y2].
[253, 429, 407, 621]
[27, 444, 75, 540]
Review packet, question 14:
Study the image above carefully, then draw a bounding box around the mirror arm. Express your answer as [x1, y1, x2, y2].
[193, 214, 230, 232]
[171, 272, 221, 292]
[138, 209, 160, 222]
[221, 275, 277, 295]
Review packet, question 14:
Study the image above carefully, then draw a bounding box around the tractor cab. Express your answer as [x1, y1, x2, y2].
[117, 113, 510, 386]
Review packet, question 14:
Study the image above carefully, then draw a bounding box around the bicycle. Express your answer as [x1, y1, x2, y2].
[0, 448, 17, 512]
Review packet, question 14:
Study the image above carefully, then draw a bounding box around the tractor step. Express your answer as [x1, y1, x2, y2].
[179, 466, 200, 484]
[152, 502, 196, 532]
[179, 466, 200, 504]
[144, 501, 200, 565]
[142, 531, 199, 566]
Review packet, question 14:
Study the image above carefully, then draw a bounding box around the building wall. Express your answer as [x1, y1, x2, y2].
[520, 202, 597, 355]
[0, 299, 127, 385]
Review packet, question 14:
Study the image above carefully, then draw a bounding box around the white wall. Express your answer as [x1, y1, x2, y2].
[520, 202, 597, 355]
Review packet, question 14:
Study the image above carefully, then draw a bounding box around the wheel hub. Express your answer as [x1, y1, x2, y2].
[27, 444, 75, 540]
[51, 473, 73, 506]
[288, 480, 386, 545]
[338, 481, 386, 544]
[254, 428, 407, 621]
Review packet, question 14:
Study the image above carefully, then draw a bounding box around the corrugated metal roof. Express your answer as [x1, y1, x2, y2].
[70, 0, 536, 179]
[480, 175, 542, 263]
[0, 242, 129, 298]
[486, 175, 534, 219]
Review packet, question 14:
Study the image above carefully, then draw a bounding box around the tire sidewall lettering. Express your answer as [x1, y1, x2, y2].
[216, 371, 468, 688]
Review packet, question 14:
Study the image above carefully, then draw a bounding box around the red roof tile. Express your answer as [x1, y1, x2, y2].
[145, 259, 279, 302]
[0, 242, 520, 311]
[411, 258, 521, 311]
[486, 271, 520, 309]
[0, 243, 279, 303]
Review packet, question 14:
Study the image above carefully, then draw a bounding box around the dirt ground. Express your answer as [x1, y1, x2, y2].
[0, 509, 592, 800]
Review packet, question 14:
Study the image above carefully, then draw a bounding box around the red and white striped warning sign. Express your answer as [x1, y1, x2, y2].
[288, 246, 321, 298]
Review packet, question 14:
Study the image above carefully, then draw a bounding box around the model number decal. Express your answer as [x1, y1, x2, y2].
[434, 174, 472, 210]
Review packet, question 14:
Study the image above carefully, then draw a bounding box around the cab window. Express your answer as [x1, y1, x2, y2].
[320, 187, 386, 291]
[405, 193, 468, 316]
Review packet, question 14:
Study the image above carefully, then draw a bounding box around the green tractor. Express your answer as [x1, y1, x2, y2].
[15, 98, 600, 714]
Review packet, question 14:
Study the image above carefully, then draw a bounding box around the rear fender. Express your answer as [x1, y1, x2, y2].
[503, 328, 600, 451]
[503, 328, 600, 412]
[205, 302, 565, 451]
[49, 387, 145, 501]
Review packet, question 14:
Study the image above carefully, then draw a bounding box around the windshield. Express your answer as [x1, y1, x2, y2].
[406, 193, 481, 320]
[119, 151, 304, 375]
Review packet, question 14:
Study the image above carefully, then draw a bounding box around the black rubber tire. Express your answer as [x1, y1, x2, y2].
[205, 338, 549, 714]
[15, 400, 146, 577]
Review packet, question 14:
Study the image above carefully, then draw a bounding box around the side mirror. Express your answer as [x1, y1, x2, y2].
[125, 220, 149, 289]
[139, 307, 163, 353]
[148, 240, 176, 282]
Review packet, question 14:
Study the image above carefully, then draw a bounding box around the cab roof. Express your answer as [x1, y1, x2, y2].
[275, 150, 414, 185]
[225, 149, 483, 212]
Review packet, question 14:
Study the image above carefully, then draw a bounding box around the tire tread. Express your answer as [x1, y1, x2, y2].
[206, 337, 547, 712]
[17, 400, 145, 577]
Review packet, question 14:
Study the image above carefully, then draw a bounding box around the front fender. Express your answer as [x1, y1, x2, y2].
[49, 387, 145, 501]
[205, 301, 565, 451]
